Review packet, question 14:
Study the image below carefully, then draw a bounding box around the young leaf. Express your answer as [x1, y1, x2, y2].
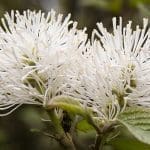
[46, 95, 91, 117]
[76, 119, 94, 132]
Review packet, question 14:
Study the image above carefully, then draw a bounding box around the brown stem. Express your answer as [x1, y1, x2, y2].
[94, 122, 117, 150]
[58, 133, 76, 150]
[94, 132, 108, 150]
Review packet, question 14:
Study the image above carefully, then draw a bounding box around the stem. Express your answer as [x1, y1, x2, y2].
[47, 109, 63, 134]
[86, 114, 104, 150]
[86, 114, 102, 134]
[95, 135, 102, 150]
[47, 109, 76, 150]
[99, 136, 106, 150]
[93, 122, 116, 150]
[94, 134, 106, 150]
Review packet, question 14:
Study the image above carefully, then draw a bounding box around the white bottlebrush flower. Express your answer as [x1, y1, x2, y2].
[93, 17, 150, 107]
[0, 10, 87, 116]
[67, 18, 150, 121]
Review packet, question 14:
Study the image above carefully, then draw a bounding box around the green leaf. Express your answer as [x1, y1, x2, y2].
[81, 0, 122, 12]
[46, 95, 91, 117]
[118, 107, 150, 145]
[81, 0, 109, 9]
[76, 119, 94, 132]
[110, 136, 150, 150]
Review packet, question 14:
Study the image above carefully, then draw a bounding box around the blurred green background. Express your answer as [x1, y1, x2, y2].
[0, 0, 150, 150]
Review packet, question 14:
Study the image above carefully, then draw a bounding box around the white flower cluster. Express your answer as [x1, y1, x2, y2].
[0, 10, 87, 115]
[67, 18, 150, 120]
[0, 10, 149, 120]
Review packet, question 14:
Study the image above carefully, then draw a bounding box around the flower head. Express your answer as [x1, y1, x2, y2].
[0, 10, 87, 116]
[93, 17, 150, 107]
[67, 18, 150, 121]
